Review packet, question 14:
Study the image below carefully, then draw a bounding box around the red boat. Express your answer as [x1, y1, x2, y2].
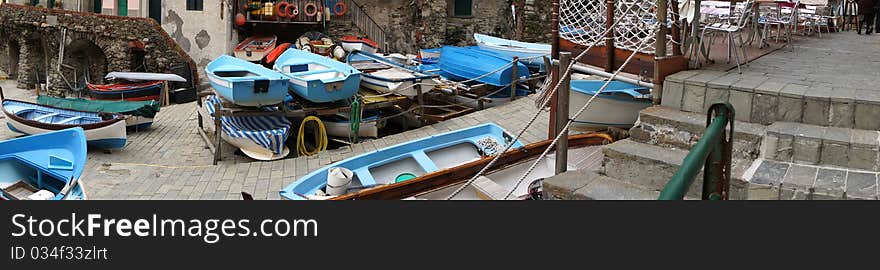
[87, 81, 164, 102]
[340, 36, 378, 54]
[234, 35, 278, 62]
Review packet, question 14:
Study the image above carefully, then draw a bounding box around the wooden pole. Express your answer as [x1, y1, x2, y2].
[213, 102, 222, 165]
[509, 57, 518, 101]
[606, 0, 615, 73]
[514, 0, 526, 40]
[555, 52, 571, 174]
[670, 0, 682, 56]
[654, 0, 668, 105]
[549, 0, 560, 140]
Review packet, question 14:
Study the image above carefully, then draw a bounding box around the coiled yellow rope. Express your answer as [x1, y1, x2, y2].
[297, 116, 328, 156]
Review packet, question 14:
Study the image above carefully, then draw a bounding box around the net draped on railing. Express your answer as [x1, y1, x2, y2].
[560, 0, 678, 55]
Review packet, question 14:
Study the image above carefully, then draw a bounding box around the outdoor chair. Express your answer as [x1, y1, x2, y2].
[697, 0, 755, 73]
[759, 0, 801, 50]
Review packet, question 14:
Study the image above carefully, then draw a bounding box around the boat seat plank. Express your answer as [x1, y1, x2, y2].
[56, 116, 84, 124]
[290, 69, 341, 76]
[411, 151, 440, 173]
[32, 113, 60, 122]
[1, 180, 38, 200]
[353, 168, 376, 187]
[472, 176, 508, 200]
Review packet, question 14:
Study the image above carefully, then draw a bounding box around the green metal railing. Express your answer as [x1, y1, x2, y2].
[658, 103, 735, 200]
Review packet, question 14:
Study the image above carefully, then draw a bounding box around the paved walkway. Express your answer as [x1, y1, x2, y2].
[0, 80, 551, 200]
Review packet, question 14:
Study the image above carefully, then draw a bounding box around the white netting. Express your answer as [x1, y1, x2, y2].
[560, 0, 678, 55]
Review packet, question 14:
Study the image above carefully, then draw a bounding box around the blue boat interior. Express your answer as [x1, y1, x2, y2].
[280, 123, 522, 199]
[0, 128, 86, 200]
[570, 80, 652, 100]
[3, 100, 107, 125]
[278, 62, 347, 84]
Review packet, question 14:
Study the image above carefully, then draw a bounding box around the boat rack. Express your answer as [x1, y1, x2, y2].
[196, 91, 410, 164]
[431, 72, 546, 110]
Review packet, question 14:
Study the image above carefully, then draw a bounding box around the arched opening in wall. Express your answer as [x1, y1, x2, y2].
[3, 39, 20, 77]
[62, 39, 108, 90]
[23, 36, 48, 89]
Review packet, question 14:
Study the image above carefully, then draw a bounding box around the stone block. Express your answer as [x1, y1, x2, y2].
[750, 160, 789, 186]
[777, 96, 804, 122]
[703, 87, 730, 112]
[542, 170, 597, 200]
[682, 83, 707, 113]
[854, 102, 880, 130]
[829, 101, 854, 128]
[845, 172, 878, 199]
[793, 137, 822, 165]
[820, 142, 849, 167]
[849, 147, 879, 171]
[728, 89, 753, 122]
[781, 164, 817, 191]
[803, 87, 831, 126]
[664, 70, 701, 83]
[751, 93, 778, 125]
[813, 168, 846, 199]
[661, 81, 684, 109]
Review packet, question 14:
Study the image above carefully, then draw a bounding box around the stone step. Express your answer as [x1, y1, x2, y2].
[630, 105, 765, 160]
[746, 159, 879, 200]
[542, 170, 661, 200]
[601, 139, 752, 199]
[662, 70, 880, 130]
[762, 122, 880, 171]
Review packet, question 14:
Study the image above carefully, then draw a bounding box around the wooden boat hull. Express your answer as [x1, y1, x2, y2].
[206, 55, 289, 107]
[438, 46, 530, 87]
[87, 81, 163, 101]
[234, 35, 277, 62]
[124, 115, 154, 130]
[203, 95, 291, 161]
[36, 96, 160, 131]
[473, 33, 550, 68]
[0, 128, 87, 200]
[280, 123, 523, 200]
[2, 100, 127, 149]
[569, 80, 652, 129]
[274, 49, 361, 103]
[331, 133, 613, 200]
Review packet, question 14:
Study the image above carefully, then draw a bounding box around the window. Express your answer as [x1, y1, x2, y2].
[187, 0, 202, 11]
[452, 0, 473, 17]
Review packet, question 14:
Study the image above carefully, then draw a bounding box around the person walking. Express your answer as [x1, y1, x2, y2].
[875, 0, 880, 32]
[858, 0, 877, 34]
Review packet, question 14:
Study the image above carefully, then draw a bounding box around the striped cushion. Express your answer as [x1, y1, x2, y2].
[204, 95, 291, 155]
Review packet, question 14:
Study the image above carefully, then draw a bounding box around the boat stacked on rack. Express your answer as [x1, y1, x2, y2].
[473, 33, 550, 69]
[203, 95, 292, 161]
[346, 50, 438, 97]
[206, 55, 289, 107]
[279, 123, 522, 200]
[274, 49, 361, 103]
[0, 128, 88, 200]
[435, 46, 530, 87]
[568, 80, 652, 129]
[234, 35, 278, 62]
[340, 36, 379, 54]
[1, 96, 127, 149]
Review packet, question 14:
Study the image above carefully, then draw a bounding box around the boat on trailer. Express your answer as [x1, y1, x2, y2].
[1, 94, 127, 149]
[473, 33, 550, 68]
[346, 50, 438, 97]
[87, 81, 164, 102]
[569, 80, 652, 129]
[340, 36, 379, 54]
[37, 96, 160, 130]
[437, 46, 530, 87]
[329, 133, 612, 200]
[273, 49, 361, 103]
[234, 35, 278, 62]
[279, 123, 522, 200]
[0, 128, 87, 200]
[206, 55, 289, 107]
[203, 95, 291, 161]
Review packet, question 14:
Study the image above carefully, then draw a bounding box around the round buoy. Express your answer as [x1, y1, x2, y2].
[301, 45, 312, 53]
[234, 13, 247, 26]
[333, 2, 347, 16]
[332, 45, 346, 60]
[395, 173, 417, 183]
[287, 4, 299, 16]
[304, 3, 318, 17]
[275, 1, 289, 17]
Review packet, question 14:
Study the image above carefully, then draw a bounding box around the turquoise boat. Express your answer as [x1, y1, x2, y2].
[273, 49, 362, 103]
[280, 123, 523, 200]
[206, 55, 289, 107]
[438, 46, 530, 87]
[0, 128, 87, 200]
[474, 33, 550, 68]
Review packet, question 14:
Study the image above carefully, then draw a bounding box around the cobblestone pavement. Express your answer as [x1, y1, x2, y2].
[0, 80, 551, 200]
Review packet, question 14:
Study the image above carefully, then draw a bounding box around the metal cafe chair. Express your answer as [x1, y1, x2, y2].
[698, 0, 756, 73]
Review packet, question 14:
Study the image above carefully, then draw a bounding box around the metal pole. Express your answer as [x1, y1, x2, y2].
[549, 0, 560, 140]
[555, 52, 571, 174]
[509, 57, 518, 101]
[654, 0, 668, 105]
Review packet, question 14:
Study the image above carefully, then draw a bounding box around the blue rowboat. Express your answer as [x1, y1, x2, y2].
[206, 55, 289, 107]
[1, 99, 127, 149]
[569, 80, 652, 129]
[438, 46, 530, 87]
[347, 50, 438, 97]
[473, 33, 550, 68]
[273, 49, 362, 103]
[0, 128, 87, 200]
[279, 123, 523, 200]
[36, 95, 161, 130]
[203, 95, 291, 161]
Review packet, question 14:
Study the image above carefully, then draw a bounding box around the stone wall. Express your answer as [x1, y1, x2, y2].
[0, 3, 198, 96]
[161, 0, 238, 71]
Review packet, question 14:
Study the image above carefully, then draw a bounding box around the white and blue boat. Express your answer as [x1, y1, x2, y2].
[437, 46, 530, 87]
[1, 98, 127, 149]
[0, 128, 87, 200]
[347, 50, 438, 97]
[474, 33, 550, 68]
[206, 55, 289, 107]
[569, 80, 652, 129]
[273, 49, 362, 103]
[280, 123, 523, 200]
[203, 95, 291, 161]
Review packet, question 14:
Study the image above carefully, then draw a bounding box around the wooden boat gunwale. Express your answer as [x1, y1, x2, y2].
[1, 99, 126, 131]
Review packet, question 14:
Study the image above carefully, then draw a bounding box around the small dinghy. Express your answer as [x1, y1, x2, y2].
[340, 36, 379, 54]
[438, 46, 530, 87]
[474, 33, 550, 68]
[87, 81, 164, 101]
[347, 50, 438, 97]
[331, 133, 613, 200]
[234, 35, 278, 62]
[0, 128, 88, 200]
[206, 55, 289, 107]
[203, 95, 291, 161]
[569, 80, 652, 129]
[279, 123, 522, 200]
[1, 93, 127, 149]
[322, 110, 386, 138]
[273, 49, 361, 103]
[37, 96, 160, 130]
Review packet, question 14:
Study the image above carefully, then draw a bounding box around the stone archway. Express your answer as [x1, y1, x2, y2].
[62, 39, 108, 88]
[17, 34, 48, 89]
[3, 39, 20, 77]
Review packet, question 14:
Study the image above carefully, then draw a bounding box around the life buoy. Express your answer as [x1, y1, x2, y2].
[304, 3, 318, 17]
[333, 2, 346, 16]
[275, 1, 289, 17]
[287, 4, 299, 16]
